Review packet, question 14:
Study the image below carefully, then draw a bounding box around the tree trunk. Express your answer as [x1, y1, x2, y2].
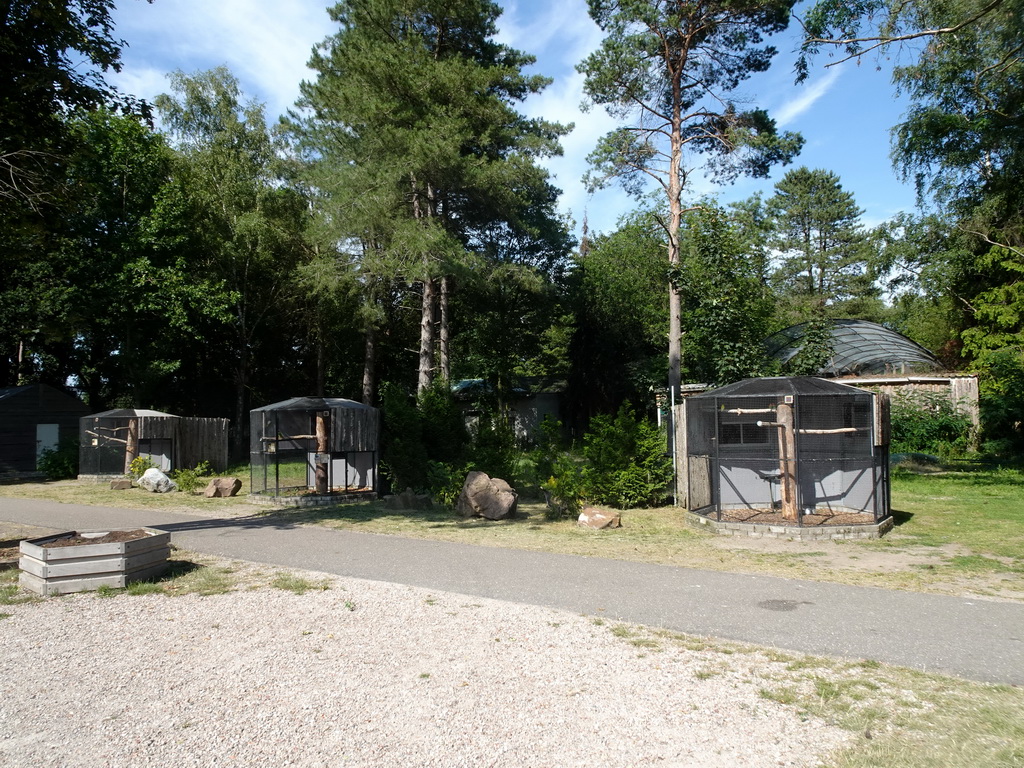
[314, 411, 329, 494]
[776, 401, 799, 522]
[439, 274, 451, 382]
[417, 277, 436, 397]
[315, 329, 326, 397]
[362, 323, 376, 406]
[123, 418, 139, 476]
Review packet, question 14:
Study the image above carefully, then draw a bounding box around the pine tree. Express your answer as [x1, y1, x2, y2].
[288, 0, 568, 399]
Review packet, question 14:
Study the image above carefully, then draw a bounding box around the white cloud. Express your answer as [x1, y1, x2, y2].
[773, 67, 842, 128]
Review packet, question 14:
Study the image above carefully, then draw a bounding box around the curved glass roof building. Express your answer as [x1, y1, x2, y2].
[765, 319, 940, 376]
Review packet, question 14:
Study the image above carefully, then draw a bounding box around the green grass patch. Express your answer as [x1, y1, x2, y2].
[606, 622, 1024, 768]
[271, 573, 330, 595]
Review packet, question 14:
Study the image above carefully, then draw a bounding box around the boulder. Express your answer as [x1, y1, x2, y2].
[577, 506, 622, 529]
[456, 471, 517, 520]
[204, 477, 242, 498]
[138, 467, 178, 494]
[109, 478, 133, 491]
[383, 488, 433, 511]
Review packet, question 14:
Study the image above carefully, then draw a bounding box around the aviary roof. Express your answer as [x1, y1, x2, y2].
[692, 376, 869, 399]
[764, 319, 940, 376]
[251, 397, 377, 413]
[85, 408, 176, 419]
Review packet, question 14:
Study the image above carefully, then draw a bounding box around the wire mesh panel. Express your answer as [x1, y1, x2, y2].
[684, 377, 890, 525]
[250, 397, 380, 498]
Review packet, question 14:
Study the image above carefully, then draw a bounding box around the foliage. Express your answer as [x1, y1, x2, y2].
[581, 403, 674, 510]
[418, 380, 468, 466]
[567, 210, 667, 418]
[801, 0, 1024, 368]
[466, 414, 518, 483]
[171, 461, 213, 494]
[289, 0, 570, 397]
[36, 437, 79, 480]
[541, 452, 587, 519]
[781, 313, 835, 376]
[425, 461, 467, 507]
[578, 0, 803, 391]
[156, 67, 310, 451]
[766, 166, 878, 323]
[128, 455, 157, 481]
[379, 382, 429, 493]
[670, 204, 776, 385]
[0, 0, 149, 209]
[890, 392, 973, 457]
[975, 349, 1024, 453]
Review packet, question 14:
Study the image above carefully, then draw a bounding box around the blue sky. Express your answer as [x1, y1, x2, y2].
[109, 0, 920, 237]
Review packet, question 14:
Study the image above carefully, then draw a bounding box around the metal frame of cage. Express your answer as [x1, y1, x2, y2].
[684, 378, 890, 525]
[249, 398, 379, 498]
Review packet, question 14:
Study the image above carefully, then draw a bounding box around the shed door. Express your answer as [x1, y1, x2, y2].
[36, 423, 59, 468]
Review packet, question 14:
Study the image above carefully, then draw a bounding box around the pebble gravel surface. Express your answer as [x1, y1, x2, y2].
[1, 572, 851, 767]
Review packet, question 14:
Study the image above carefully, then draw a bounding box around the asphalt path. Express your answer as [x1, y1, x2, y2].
[2, 496, 1021, 686]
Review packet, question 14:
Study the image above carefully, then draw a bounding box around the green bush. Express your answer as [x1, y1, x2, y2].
[37, 437, 79, 480]
[380, 382, 429, 493]
[977, 349, 1024, 453]
[171, 461, 213, 494]
[426, 460, 467, 507]
[467, 413, 518, 482]
[890, 392, 973, 457]
[540, 404, 673, 515]
[581, 403, 674, 509]
[128, 455, 157, 480]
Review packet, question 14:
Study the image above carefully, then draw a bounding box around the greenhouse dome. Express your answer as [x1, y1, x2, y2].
[765, 319, 940, 376]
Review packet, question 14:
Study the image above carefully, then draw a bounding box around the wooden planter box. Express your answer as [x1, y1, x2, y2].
[19, 528, 171, 596]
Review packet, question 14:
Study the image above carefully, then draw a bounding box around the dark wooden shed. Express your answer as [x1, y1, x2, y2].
[0, 384, 89, 475]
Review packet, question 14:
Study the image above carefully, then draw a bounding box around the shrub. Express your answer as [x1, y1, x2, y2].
[37, 437, 79, 480]
[128, 455, 156, 480]
[467, 413, 518, 482]
[890, 392, 973, 457]
[171, 461, 213, 494]
[426, 460, 467, 507]
[379, 382, 428, 493]
[581, 403, 673, 509]
[541, 452, 586, 519]
[541, 404, 673, 515]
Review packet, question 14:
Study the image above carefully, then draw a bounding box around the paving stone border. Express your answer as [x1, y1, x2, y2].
[248, 491, 377, 507]
[686, 511, 894, 541]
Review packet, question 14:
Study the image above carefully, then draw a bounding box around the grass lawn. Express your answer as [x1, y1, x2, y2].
[2, 465, 1023, 600]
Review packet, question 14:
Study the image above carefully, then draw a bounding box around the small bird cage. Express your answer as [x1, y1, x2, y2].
[683, 377, 889, 526]
[79, 409, 229, 477]
[250, 397, 380, 499]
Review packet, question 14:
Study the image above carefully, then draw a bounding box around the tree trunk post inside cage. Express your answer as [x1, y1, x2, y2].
[123, 418, 139, 476]
[776, 402, 799, 522]
[315, 412, 329, 494]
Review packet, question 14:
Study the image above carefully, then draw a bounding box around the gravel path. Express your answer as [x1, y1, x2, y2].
[0, 570, 850, 767]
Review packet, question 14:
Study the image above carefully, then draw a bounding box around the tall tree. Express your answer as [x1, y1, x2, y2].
[673, 203, 776, 384]
[578, 0, 803, 394]
[766, 167, 878, 324]
[0, 0, 150, 385]
[156, 67, 310, 454]
[800, 0, 1024, 365]
[289, 0, 569, 399]
[567, 211, 668, 423]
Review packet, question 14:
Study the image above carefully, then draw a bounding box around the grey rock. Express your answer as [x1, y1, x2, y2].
[456, 471, 517, 520]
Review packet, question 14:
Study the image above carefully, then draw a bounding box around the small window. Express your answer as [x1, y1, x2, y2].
[720, 422, 770, 445]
